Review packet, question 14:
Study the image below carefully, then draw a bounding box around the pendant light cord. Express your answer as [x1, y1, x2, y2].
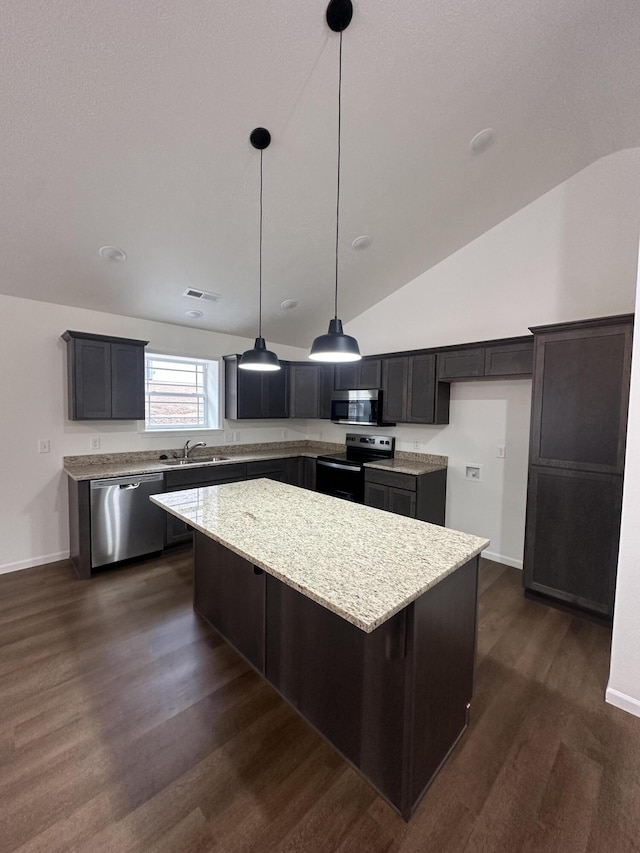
[259, 148, 264, 337]
[334, 30, 343, 320]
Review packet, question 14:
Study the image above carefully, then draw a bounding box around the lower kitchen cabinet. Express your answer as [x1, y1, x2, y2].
[165, 463, 246, 545]
[364, 468, 446, 525]
[524, 467, 623, 617]
[194, 535, 266, 671]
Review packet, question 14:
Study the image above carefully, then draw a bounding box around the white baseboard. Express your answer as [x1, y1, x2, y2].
[482, 549, 523, 570]
[0, 551, 70, 576]
[606, 686, 640, 719]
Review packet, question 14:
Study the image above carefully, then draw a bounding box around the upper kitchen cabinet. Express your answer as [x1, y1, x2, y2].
[62, 331, 147, 420]
[382, 353, 449, 425]
[289, 363, 334, 419]
[334, 357, 382, 391]
[528, 316, 633, 474]
[224, 355, 290, 419]
[437, 337, 533, 381]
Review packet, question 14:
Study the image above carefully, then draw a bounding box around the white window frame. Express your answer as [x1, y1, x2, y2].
[138, 352, 223, 436]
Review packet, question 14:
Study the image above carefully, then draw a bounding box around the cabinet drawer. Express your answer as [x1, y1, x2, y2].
[364, 468, 417, 491]
[245, 459, 286, 479]
[165, 462, 246, 489]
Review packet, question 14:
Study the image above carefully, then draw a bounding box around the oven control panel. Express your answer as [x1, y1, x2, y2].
[345, 433, 395, 451]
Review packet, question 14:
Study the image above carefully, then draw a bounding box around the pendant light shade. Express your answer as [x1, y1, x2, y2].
[239, 127, 281, 372]
[309, 318, 360, 362]
[239, 336, 281, 371]
[309, 0, 361, 364]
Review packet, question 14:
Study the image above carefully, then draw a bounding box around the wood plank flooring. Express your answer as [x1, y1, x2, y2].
[0, 549, 638, 852]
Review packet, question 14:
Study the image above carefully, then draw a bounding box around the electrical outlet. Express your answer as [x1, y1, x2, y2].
[413, 441, 421, 451]
[90, 436, 101, 451]
[465, 464, 482, 481]
[281, 428, 287, 440]
[224, 431, 233, 443]
[233, 431, 240, 442]
[497, 445, 506, 458]
[38, 439, 50, 454]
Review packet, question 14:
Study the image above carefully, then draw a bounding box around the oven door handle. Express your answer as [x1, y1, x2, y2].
[317, 460, 361, 472]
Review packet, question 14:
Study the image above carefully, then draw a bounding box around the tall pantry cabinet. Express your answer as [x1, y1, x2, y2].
[523, 315, 633, 617]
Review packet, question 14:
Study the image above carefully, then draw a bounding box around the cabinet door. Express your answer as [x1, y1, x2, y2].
[318, 365, 334, 419]
[484, 340, 533, 377]
[262, 364, 289, 418]
[382, 357, 408, 423]
[289, 364, 319, 419]
[111, 342, 145, 419]
[194, 535, 266, 672]
[530, 323, 632, 474]
[387, 487, 417, 518]
[283, 457, 303, 486]
[73, 338, 111, 419]
[364, 481, 388, 511]
[334, 362, 359, 391]
[236, 368, 264, 419]
[437, 348, 485, 380]
[335, 359, 382, 391]
[523, 466, 623, 616]
[407, 353, 436, 423]
[359, 358, 382, 389]
[165, 512, 193, 546]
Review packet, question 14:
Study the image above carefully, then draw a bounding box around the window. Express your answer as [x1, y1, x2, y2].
[144, 353, 220, 431]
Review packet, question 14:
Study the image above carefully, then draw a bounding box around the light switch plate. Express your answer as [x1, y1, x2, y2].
[38, 439, 50, 454]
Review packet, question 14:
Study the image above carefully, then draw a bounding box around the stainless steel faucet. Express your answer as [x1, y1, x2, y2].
[183, 439, 207, 458]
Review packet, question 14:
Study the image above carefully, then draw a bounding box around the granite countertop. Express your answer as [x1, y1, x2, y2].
[63, 442, 447, 481]
[151, 479, 488, 633]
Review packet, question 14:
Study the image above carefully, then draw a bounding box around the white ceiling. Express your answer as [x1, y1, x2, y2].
[1, 0, 640, 349]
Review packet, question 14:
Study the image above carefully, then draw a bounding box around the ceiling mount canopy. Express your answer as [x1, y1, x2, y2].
[239, 127, 281, 372]
[309, 0, 361, 364]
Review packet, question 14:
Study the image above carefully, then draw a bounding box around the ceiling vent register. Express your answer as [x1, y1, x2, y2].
[183, 288, 221, 302]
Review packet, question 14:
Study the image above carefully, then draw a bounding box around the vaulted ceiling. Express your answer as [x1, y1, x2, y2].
[2, 0, 640, 348]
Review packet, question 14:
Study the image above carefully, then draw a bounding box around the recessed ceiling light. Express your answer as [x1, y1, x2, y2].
[98, 246, 127, 262]
[281, 299, 298, 310]
[469, 128, 496, 155]
[352, 235, 372, 250]
[185, 309, 203, 319]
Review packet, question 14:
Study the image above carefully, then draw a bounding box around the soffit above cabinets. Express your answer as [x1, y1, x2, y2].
[1, 0, 639, 347]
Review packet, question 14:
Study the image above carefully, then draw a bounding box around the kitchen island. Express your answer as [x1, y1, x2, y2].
[152, 479, 488, 820]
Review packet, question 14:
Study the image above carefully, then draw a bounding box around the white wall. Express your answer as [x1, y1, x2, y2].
[347, 148, 640, 354]
[306, 379, 532, 567]
[0, 293, 308, 573]
[339, 149, 640, 568]
[607, 243, 640, 718]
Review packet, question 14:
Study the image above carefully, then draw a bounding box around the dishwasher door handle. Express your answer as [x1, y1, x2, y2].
[119, 483, 140, 490]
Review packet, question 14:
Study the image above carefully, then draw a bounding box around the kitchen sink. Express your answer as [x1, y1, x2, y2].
[162, 456, 228, 466]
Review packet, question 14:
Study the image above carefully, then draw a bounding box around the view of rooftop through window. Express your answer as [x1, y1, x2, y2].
[145, 354, 219, 430]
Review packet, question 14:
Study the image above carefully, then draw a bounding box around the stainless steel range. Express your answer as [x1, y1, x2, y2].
[316, 433, 395, 503]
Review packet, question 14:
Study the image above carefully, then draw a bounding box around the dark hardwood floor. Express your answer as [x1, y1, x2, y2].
[0, 548, 638, 852]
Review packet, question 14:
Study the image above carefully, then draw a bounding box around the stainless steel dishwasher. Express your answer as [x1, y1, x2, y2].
[90, 473, 166, 568]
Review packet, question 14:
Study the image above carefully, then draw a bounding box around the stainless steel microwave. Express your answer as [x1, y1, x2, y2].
[330, 389, 394, 426]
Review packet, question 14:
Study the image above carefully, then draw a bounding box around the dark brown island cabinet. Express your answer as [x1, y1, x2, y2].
[193, 533, 480, 821]
[62, 330, 148, 420]
[523, 315, 633, 618]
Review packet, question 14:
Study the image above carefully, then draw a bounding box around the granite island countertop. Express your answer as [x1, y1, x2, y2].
[63, 441, 447, 481]
[151, 478, 488, 633]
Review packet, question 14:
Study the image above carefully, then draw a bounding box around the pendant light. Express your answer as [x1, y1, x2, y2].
[239, 127, 281, 371]
[309, 0, 361, 363]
